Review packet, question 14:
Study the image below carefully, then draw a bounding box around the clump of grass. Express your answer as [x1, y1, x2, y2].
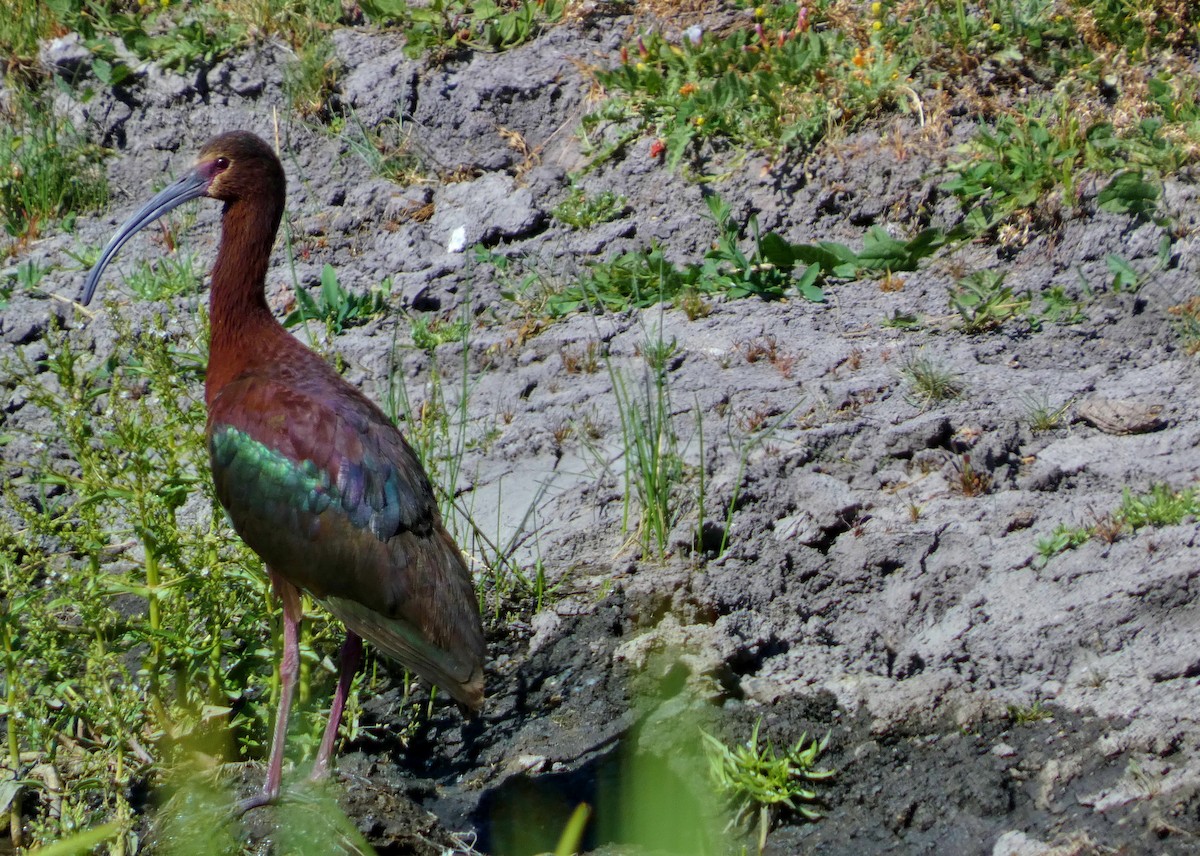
[0, 94, 107, 245]
[124, 251, 203, 300]
[284, 34, 342, 119]
[702, 720, 834, 854]
[609, 331, 687, 561]
[1008, 699, 1053, 725]
[1168, 295, 1200, 354]
[900, 354, 963, 408]
[1023, 394, 1071, 432]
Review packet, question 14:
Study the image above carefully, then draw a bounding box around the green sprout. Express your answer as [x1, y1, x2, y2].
[702, 720, 834, 853]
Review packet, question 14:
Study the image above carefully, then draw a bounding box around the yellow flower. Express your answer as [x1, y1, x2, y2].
[754, 6, 765, 18]
[636, 62, 647, 72]
[872, 20, 882, 30]
[695, 116, 705, 126]
[870, 1, 882, 16]
[991, 22, 1001, 32]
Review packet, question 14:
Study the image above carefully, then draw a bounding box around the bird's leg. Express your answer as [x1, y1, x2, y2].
[237, 571, 303, 814]
[310, 631, 363, 781]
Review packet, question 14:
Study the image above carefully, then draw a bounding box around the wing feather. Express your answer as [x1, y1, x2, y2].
[207, 358, 484, 709]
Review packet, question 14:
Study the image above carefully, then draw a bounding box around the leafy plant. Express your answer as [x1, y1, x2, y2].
[702, 721, 834, 853]
[124, 251, 202, 300]
[410, 313, 470, 353]
[1035, 483, 1200, 564]
[587, 7, 908, 168]
[948, 270, 1030, 332]
[1035, 522, 1093, 562]
[361, 0, 564, 58]
[282, 264, 388, 334]
[552, 186, 627, 228]
[1118, 483, 1200, 529]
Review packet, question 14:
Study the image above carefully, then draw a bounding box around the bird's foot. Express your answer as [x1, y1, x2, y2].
[234, 789, 278, 815]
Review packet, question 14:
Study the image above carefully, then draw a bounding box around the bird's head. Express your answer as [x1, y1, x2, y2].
[81, 131, 284, 306]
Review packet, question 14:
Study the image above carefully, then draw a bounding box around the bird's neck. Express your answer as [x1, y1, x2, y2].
[206, 197, 286, 407]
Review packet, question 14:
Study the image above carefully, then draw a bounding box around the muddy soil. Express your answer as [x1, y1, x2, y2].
[6, 7, 1200, 856]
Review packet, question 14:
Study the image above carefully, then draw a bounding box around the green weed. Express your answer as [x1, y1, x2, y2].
[534, 195, 945, 317]
[410, 314, 470, 353]
[1035, 522, 1093, 562]
[282, 264, 388, 336]
[948, 270, 1030, 332]
[587, 5, 908, 168]
[1118, 483, 1200, 529]
[360, 0, 564, 58]
[124, 252, 203, 301]
[702, 720, 834, 854]
[944, 99, 1190, 234]
[1081, 0, 1198, 57]
[1035, 483, 1200, 563]
[552, 186, 628, 228]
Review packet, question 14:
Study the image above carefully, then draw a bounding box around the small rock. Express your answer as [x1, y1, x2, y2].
[1076, 396, 1164, 434]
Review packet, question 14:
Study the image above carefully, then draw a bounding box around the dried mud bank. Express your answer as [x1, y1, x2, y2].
[6, 13, 1200, 856]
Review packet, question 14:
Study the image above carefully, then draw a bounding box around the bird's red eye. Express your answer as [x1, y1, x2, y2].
[214, 157, 230, 171]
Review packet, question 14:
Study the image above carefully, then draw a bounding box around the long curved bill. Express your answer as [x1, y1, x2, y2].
[80, 166, 211, 306]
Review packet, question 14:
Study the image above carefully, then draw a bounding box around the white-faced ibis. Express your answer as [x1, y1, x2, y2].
[81, 131, 485, 811]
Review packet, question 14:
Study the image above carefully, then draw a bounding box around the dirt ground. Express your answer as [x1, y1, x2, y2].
[6, 7, 1200, 855]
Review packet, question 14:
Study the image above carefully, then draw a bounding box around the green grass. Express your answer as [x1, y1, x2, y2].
[1036, 483, 1200, 563]
[1022, 393, 1071, 432]
[491, 194, 945, 319]
[608, 330, 688, 561]
[1008, 699, 1053, 725]
[900, 354, 963, 409]
[0, 94, 107, 245]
